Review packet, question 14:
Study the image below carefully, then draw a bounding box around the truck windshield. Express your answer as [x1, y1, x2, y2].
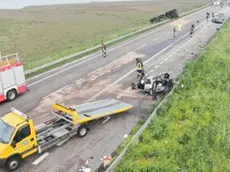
[0, 120, 15, 144]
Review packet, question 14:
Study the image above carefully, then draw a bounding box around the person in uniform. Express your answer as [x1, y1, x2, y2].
[101, 42, 107, 58]
[173, 26, 176, 38]
[212, 12, 215, 18]
[206, 12, 210, 21]
[190, 24, 195, 37]
[135, 58, 144, 77]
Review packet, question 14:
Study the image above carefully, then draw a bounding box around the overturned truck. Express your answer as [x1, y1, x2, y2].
[150, 9, 179, 24]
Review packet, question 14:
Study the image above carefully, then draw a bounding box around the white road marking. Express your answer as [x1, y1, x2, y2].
[165, 32, 171, 36]
[160, 61, 164, 64]
[32, 152, 49, 166]
[154, 65, 159, 69]
[165, 57, 169, 61]
[147, 69, 154, 75]
[87, 20, 208, 101]
[138, 44, 147, 49]
[152, 37, 159, 41]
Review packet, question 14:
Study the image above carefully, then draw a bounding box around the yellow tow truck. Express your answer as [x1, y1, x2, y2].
[0, 98, 133, 171]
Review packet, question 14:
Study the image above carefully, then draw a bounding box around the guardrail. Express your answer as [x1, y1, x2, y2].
[24, 3, 212, 76]
[104, 81, 180, 172]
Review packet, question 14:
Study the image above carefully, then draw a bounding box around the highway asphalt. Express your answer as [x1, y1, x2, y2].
[0, 4, 229, 172]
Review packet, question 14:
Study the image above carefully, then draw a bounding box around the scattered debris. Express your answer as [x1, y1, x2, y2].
[78, 166, 91, 172]
[102, 116, 111, 124]
[103, 156, 112, 168]
[90, 156, 94, 159]
[124, 134, 128, 138]
[32, 152, 49, 166]
[85, 160, 89, 165]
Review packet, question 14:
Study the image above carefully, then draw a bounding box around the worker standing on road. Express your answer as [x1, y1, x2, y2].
[212, 12, 215, 18]
[173, 26, 176, 38]
[206, 12, 210, 21]
[101, 41, 107, 58]
[190, 24, 195, 37]
[135, 58, 144, 78]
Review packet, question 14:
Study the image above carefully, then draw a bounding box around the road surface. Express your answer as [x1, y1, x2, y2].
[0, 4, 229, 172]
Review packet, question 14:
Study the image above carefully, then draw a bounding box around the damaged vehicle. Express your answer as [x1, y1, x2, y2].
[131, 73, 174, 95]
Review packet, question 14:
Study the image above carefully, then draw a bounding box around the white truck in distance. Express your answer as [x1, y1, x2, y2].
[0, 53, 27, 102]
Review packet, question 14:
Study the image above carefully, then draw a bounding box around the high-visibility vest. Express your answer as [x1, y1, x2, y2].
[178, 24, 182, 31]
[137, 62, 143, 70]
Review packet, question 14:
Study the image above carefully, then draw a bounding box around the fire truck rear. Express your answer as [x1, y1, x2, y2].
[0, 53, 27, 102]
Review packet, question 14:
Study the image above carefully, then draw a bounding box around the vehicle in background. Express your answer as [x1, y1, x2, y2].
[0, 53, 27, 102]
[212, 12, 225, 24]
[213, 0, 221, 6]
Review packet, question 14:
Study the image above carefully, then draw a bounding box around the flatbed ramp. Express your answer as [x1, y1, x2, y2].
[73, 98, 133, 120]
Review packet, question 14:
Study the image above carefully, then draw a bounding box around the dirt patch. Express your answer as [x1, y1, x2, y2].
[29, 51, 144, 123]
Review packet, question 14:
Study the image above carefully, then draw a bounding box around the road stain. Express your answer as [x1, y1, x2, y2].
[29, 51, 145, 123]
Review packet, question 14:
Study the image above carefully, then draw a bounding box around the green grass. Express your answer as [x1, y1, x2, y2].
[0, 0, 212, 70]
[114, 19, 230, 172]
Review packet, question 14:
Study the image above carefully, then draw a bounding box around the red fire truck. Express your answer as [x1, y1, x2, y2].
[0, 53, 27, 102]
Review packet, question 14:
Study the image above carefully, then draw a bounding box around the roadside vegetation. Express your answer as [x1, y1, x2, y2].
[0, 0, 211, 70]
[115, 20, 230, 172]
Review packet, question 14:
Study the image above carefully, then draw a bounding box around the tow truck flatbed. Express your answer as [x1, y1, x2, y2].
[71, 98, 132, 120]
[0, 98, 133, 171]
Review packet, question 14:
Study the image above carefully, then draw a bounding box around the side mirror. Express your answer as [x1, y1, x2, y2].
[11, 140, 16, 148]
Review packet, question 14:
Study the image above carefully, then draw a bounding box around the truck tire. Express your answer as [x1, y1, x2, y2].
[6, 89, 17, 101]
[5, 156, 21, 171]
[77, 125, 88, 138]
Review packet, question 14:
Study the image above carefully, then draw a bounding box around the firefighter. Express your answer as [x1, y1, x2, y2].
[190, 24, 195, 37]
[173, 26, 176, 38]
[206, 12, 210, 21]
[212, 12, 215, 18]
[101, 42, 107, 58]
[135, 58, 144, 78]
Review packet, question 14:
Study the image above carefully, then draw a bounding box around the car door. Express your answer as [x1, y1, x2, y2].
[12, 124, 37, 158]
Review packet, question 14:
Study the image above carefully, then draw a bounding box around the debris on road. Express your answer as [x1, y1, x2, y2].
[32, 152, 49, 166]
[103, 156, 112, 168]
[78, 166, 91, 172]
[124, 134, 128, 138]
[102, 116, 111, 124]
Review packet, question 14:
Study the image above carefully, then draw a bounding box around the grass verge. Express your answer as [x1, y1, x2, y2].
[0, 0, 211, 71]
[114, 19, 230, 172]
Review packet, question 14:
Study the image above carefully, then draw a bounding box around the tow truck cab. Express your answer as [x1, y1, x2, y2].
[0, 108, 37, 171]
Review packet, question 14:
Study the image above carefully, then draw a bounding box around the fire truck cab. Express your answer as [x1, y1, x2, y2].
[0, 53, 27, 102]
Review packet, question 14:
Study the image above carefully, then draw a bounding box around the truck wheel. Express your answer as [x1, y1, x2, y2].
[5, 156, 21, 171]
[6, 89, 17, 101]
[77, 125, 88, 138]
